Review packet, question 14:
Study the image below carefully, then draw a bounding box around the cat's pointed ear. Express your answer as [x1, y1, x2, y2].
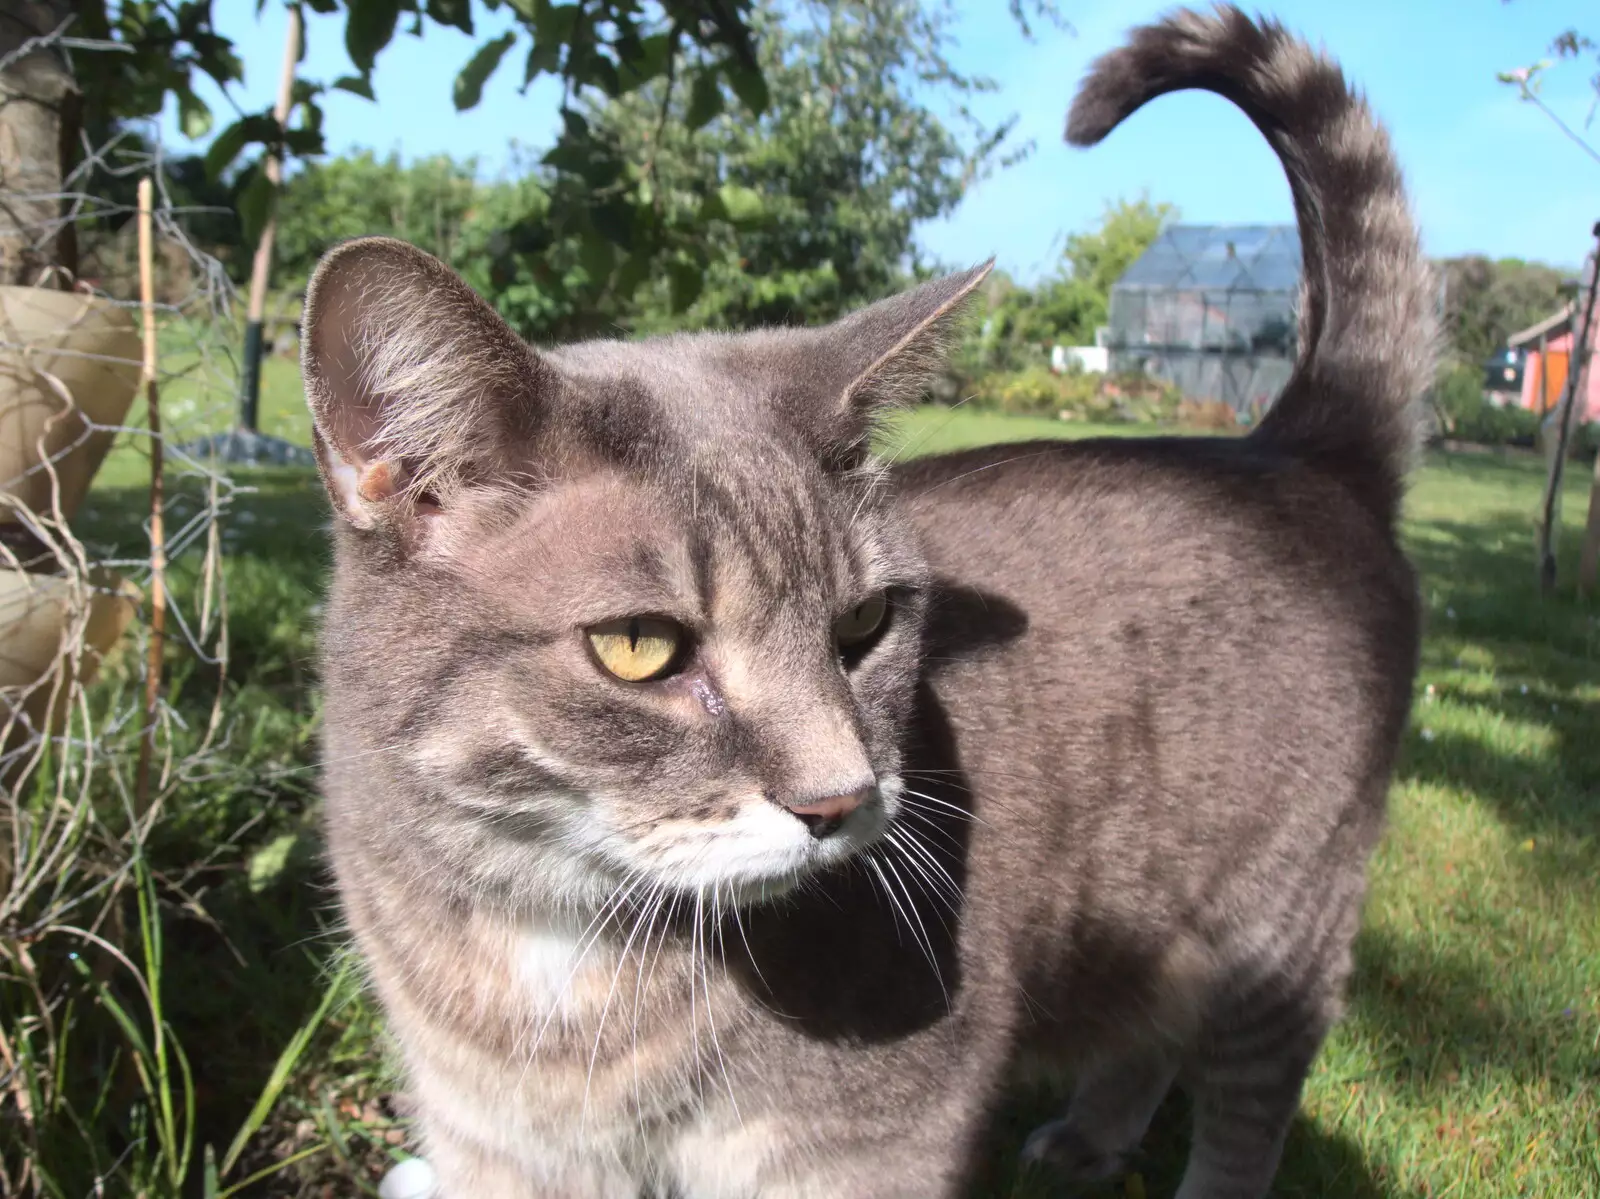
[300, 236, 550, 530]
[800, 260, 993, 461]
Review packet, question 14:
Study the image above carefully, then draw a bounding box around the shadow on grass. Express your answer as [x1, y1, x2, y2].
[1344, 927, 1598, 1100]
[1400, 507, 1600, 867]
[974, 912, 1599, 1198]
[973, 1088, 1420, 1198]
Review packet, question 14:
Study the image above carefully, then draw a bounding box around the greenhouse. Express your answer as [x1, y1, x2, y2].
[1107, 224, 1302, 416]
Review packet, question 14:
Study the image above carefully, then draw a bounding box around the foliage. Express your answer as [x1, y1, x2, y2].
[1499, 2, 1598, 100]
[1439, 255, 1570, 365]
[968, 364, 1098, 415]
[1433, 361, 1542, 445]
[271, 150, 482, 284]
[952, 196, 1174, 381]
[601, 0, 1016, 332]
[269, 0, 1020, 341]
[50, 0, 1062, 324]
[1061, 193, 1175, 302]
[965, 364, 1181, 424]
[37, 0, 739, 292]
[1548, 24, 1599, 96]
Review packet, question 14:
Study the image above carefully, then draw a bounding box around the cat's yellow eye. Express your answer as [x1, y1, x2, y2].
[587, 617, 684, 682]
[834, 593, 888, 648]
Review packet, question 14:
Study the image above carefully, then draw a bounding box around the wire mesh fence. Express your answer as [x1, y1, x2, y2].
[0, 30, 262, 1188]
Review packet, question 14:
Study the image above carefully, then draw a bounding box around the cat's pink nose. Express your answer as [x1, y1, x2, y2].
[787, 788, 870, 838]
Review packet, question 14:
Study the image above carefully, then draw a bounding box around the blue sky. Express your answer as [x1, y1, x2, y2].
[161, 0, 1600, 281]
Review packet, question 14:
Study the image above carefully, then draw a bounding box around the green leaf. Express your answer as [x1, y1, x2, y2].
[332, 74, 375, 100]
[426, 0, 473, 34]
[523, 36, 561, 86]
[585, 56, 622, 98]
[726, 62, 769, 115]
[344, 0, 401, 73]
[219, 960, 355, 1177]
[300, 93, 326, 136]
[687, 70, 723, 130]
[203, 115, 275, 180]
[668, 260, 704, 313]
[247, 833, 302, 893]
[716, 183, 764, 225]
[455, 32, 516, 110]
[697, 190, 730, 222]
[618, 31, 674, 92]
[578, 233, 616, 283]
[590, 200, 635, 250]
[506, 217, 554, 256]
[237, 166, 276, 248]
[204, 120, 250, 181]
[535, 2, 580, 45]
[541, 143, 622, 188]
[614, 251, 652, 299]
[282, 127, 325, 156]
[177, 88, 213, 140]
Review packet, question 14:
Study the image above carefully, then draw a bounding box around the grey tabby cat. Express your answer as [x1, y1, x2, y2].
[303, 7, 1434, 1197]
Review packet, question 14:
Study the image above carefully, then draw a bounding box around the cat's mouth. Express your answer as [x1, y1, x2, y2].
[598, 777, 900, 902]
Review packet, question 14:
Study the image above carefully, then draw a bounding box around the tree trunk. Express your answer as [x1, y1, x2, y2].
[0, 1, 80, 288]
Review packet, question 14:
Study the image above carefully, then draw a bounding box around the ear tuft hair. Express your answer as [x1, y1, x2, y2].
[300, 237, 549, 529]
[837, 260, 994, 416]
[767, 260, 993, 467]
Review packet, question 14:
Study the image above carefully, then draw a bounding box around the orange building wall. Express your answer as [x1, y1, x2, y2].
[1524, 349, 1570, 413]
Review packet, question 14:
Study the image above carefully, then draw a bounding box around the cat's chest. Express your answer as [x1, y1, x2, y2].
[514, 920, 606, 1018]
[498, 916, 744, 1106]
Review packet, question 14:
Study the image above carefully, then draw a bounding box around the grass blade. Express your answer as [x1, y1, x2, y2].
[219, 957, 355, 1177]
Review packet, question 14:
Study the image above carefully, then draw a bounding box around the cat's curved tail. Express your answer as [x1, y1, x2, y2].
[1068, 5, 1438, 519]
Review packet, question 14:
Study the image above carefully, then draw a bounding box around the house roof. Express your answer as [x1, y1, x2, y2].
[1113, 224, 1301, 293]
[1507, 304, 1574, 349]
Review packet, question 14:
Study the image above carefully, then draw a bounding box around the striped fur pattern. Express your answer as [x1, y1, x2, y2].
[303, 8, 1430, 1196]
[1068, 3, 1439, 519]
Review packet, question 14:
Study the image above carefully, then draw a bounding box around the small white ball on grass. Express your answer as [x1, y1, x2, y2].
[378, 1156, 438, 1199]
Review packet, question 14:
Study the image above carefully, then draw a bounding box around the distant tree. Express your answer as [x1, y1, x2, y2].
[1062, 194, 1175, 302]
[274, 151, 482, 283]
[1439, 255, 1570, 364]
[452, 0, 1024, 340]
[0, 0, 1059, 308]
[0, 0, 765, 291]
[964, 195, 1174, 375]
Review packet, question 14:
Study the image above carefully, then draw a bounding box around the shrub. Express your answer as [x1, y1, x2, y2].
[963, 367, 1181, 424]
[1176, 398, 1246, 431]
[1432, 363, 1541, 446]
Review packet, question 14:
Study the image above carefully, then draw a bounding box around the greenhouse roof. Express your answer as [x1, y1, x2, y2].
[1115, 224, 1301, 293]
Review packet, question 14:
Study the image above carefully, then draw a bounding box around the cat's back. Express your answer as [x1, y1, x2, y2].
[893, 433, 1418, 657]
[891, 432, 1419, 885]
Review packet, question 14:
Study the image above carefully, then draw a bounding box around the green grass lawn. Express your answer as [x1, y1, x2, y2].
[70, 406, 1600, 1196]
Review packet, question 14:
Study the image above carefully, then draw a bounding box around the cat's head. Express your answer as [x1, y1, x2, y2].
[303, 238, 988, 909]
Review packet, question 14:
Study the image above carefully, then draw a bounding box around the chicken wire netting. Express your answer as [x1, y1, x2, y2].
[1107, 223, 1303, 417]
[1, 31, 260, 1153]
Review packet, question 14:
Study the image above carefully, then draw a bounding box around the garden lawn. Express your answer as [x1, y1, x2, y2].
[75, 407, 1600, 1197]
